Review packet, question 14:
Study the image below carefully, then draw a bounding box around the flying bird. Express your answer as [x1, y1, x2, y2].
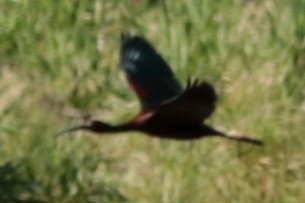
[60, 33, 263, 146]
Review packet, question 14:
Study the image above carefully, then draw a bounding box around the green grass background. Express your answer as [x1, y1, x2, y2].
[0, 0, 305, 202]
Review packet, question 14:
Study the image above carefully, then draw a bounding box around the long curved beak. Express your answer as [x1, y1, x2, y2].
[56, 125, 88, 137]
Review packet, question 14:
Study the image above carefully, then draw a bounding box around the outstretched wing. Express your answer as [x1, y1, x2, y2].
[120, 33, 182, 110]
[151, 80, 217, 125]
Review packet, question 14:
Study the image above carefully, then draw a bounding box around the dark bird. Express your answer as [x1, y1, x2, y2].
[60, 33, 263, 146]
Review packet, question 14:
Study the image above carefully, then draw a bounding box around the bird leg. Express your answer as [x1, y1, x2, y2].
[203, 126, 263, 146]
[220, 134, 264, 146]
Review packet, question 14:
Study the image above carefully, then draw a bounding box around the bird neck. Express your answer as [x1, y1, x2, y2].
[85, 120, 137, 134]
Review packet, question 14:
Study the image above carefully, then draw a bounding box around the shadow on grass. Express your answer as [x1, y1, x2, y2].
[0, 160, 45, 203]
[0, 159, 127, 203]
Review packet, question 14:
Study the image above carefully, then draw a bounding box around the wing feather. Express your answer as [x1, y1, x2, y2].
[152, 81, 217, 124]
[120, 33, 182, 110]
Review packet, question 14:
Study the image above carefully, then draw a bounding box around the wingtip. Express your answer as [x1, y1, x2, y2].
[186, 77, 191, 88]
[121, 32, 143, 48]
[185, 77, 207, 89]
[121, 32, 149, 46]
[121, 32, 131, 43]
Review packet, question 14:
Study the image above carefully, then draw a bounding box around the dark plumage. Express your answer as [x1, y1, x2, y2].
[120, 33, 182, 110]
[60, 33, 263, 146]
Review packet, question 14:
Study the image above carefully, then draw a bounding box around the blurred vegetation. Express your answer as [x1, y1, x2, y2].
[0, 0, 305, 202]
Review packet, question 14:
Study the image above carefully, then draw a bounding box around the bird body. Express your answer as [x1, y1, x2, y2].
[60, 33, 263, 146]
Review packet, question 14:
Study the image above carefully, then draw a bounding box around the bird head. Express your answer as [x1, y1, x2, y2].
[57, 120, 113, 136]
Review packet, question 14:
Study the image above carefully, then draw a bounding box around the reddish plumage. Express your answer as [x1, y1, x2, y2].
[127, 80, 148, 98]
[59, 33, 263, 146]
